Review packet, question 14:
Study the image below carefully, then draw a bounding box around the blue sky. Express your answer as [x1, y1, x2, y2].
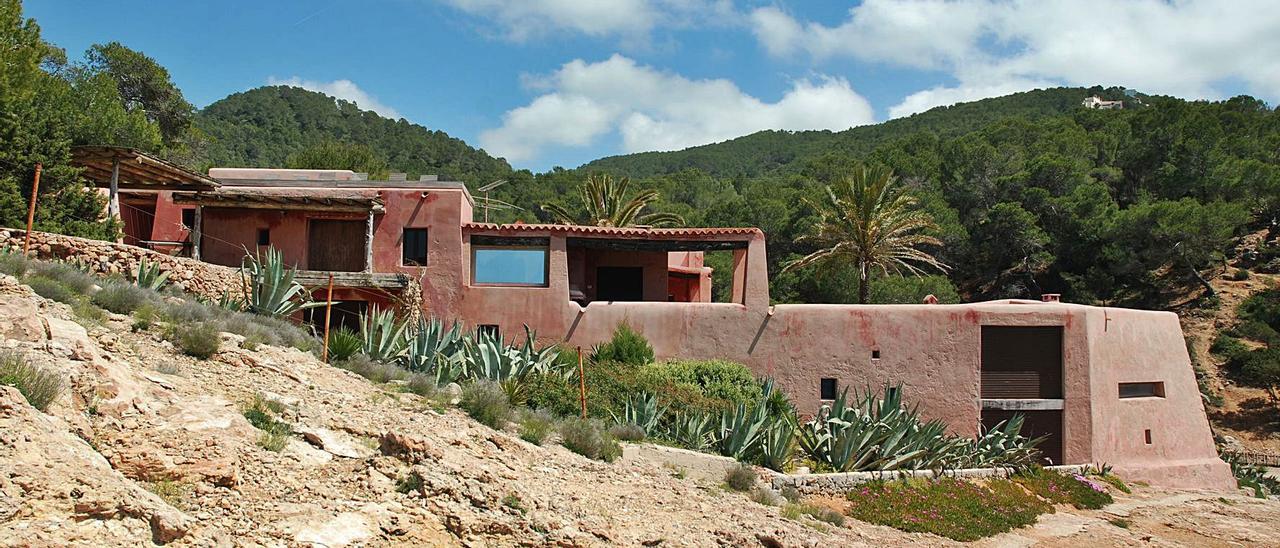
[28, 1, 1279, 172]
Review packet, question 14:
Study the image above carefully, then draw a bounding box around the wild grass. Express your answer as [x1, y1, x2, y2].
[781, 503, 845, 527]
[242, 395, 291, 452]
[558, 417, 622, 462]
[460, 381, 511, 429]
[518, 408, 555, 445]
[170, 322, 221, 359]
[0, 350, 63, 411]
[91, 280, 154, 314]
[725, 463, 757, 491]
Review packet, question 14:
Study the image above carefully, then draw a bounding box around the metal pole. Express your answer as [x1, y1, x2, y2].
[577, 346, 587, 419]
[321, 273, 334, 362]
[22, 164, 41, 255]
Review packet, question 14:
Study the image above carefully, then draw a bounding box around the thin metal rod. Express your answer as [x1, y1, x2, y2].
[23, 164, 41, 254]
[322, 272, 335, 362]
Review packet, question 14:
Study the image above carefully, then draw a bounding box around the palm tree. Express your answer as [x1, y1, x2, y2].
[784, 164, 948, 304]
[541, 173, 684, 227]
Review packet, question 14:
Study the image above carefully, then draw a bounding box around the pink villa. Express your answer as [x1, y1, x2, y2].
[71, 146, 1233, 489]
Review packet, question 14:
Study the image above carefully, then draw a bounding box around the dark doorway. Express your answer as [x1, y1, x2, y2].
[304, 300, 367, 333]
[596, 267, 643, 301]
[308, 220, 365, 272]
[982, 409, 1064, 465]
[980, 326, 1063, 399]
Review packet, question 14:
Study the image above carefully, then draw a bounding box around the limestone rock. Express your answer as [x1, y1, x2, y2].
[296, 425, 373, 459]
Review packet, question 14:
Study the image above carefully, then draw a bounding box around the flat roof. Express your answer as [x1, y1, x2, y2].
[72, 146, 220, 191]
[173, 188, 383, 213]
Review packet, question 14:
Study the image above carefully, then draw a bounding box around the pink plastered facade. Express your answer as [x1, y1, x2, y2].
[130, 170, 1232, 490]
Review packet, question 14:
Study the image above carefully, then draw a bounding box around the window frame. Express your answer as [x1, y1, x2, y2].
[470, 236, 550, 287]
[402, 227, 429, 267]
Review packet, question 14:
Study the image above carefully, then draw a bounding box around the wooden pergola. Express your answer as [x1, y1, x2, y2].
[71, 145, 219, 219]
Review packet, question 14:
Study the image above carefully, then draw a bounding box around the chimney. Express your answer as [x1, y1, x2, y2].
[388, 172, 408, 182]
[1041, 293, 1061, 303]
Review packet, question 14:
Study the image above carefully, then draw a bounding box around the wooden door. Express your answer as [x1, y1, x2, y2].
[308, 220, 365, 272]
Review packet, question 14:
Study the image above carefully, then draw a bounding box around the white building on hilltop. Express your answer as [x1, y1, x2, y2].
[1082, 95, 1124, 109]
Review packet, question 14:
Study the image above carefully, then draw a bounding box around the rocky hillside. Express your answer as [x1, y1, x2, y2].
[2, 270, 1279, 547]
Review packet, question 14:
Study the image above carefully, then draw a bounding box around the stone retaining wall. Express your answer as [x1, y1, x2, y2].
[769, 464, 1089, 495]
[1, 228, 239, 300]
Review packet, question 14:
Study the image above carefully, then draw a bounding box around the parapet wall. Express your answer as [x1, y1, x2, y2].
[0, 228, 239, 300]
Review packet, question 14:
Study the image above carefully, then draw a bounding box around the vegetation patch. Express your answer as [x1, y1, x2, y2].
[242, 395, 292, 452]
[724, 463, 758, 491]
[518, 408, 555, 445]
[0, 350, 63, 411]
[781, 502, 845, 527]
[170, 322, 222, 359]
[589, 323, 654, 366]
[558, 417, 622, 462]
[845, 477, 1052, 541]
[1015, 468, 1113, 509]
[91, 280, 155, 314]
[460, 381, 511, 429]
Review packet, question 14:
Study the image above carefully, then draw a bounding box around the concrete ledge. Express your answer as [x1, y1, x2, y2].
[769, 465, 1088, 495]
[619, 443, 741, 484]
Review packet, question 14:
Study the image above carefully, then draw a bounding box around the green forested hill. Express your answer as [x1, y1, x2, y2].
[583, 87, 1125, 178]
[194, 86, 514, 186]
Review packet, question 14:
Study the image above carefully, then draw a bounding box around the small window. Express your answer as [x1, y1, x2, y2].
[181, 209, 195, 229]
[820, 378, 838, 400]
[477, 324, 500, 339]
[471, 236, 549, 286]
[871, 349, 881, 360]
[403, 228, 428, 266]
[257, 228, 270, 246]
[1144, 429, 1153, 445]
[1119, 382, 1164, 399]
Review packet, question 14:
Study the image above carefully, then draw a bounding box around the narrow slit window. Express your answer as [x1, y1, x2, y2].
[820, 378, 838, 400]
[403, 228, 428, 266]
[1144, 429, 1153, 445]
[257, 228, 270, 246]
[1118, 382, 1165, 399]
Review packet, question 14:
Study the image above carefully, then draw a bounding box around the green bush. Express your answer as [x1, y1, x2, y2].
[0, 350, 63, 411]
[171, 322, 222, 359]
[242, 395, 292, 452]
[460, 381, 511, 429]
[25, 275, 79, 304]
[91, 281, 153, 314]
[132, 302, 159, 331]
[404, 373, 438, 397]
[640, 359, 761, 405]
[1231, 269, 1250, 281]
[1210, 334, 1250, 360]
[0, 251, 31, 277]
[608, 423, 647, 442]
[590, 323, 653, 366]
[335, 354, 409, 384]
[1231, 320, 1280, 346]
[558, 417, 622, 462]
[725, 463, 757, 491]
[1238, 348, 1280, 394]
[845, 478, 1052, 541]
[526, 360, 739, 422]
[1015, 468, 1113, 509]
[28, 261, 96, 294]
[518, 408, 556, 445]
[1239, 288, 1280, 331]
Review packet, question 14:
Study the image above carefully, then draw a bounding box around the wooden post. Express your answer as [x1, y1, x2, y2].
[22, 163, 41, 255]
[321, 272, 335, 362]
[108, 158, 120, 219]
[191, 205, 202, 260]
[577, 346, 587, 419]
[364, 210, 374, 273]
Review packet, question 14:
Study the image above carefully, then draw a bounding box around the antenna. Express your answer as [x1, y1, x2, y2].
[477, 179, 508, 223]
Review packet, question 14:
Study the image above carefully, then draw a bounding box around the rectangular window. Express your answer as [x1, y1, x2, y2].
[403, 228, 428, 266]
[471, 236, 549, 286]
[257, 228, 270, 246]
[1119, 382, 1164, 399]
[181, 209, 195, 229]
[820, 378, 838, 400]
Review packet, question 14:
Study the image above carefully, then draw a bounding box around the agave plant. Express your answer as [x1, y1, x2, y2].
[240, 247, 322, 317]
[759, 414, 797, 472]
[134, 258, 170, 291]
[666, 411, 718, 451]
[798, 384, 966, 472]
[326, 327, 363, 362]
[717, 398, 770, 461]
[216, 289, 245, 312]
[401, 318, 469, 385]
[611, 392, 666, 435]
[359, 307, 409, 362]
[965, 414, 1043, 469]
[466, 328, 549, 404]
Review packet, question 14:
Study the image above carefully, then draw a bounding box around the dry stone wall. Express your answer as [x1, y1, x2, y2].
[0, 228, 239, 300]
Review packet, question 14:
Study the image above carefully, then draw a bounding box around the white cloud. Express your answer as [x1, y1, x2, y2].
[751, 0, 1280, 115]
[437, 0, 735, 43]
[267, 77, 403, 120]
[479, 55, 875, 163]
